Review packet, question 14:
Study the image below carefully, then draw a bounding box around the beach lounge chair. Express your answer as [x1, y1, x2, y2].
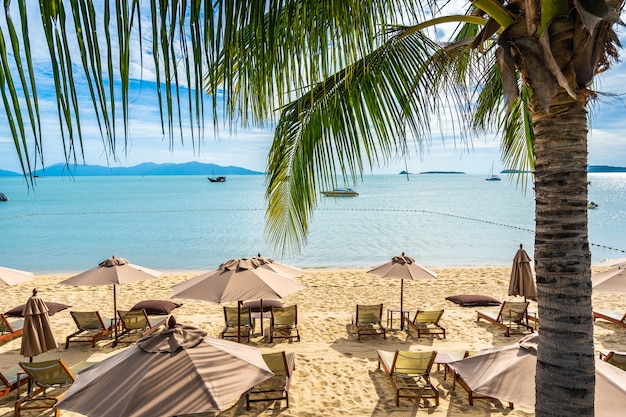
[592, 311, 626, 328]
[352, 304, 386, 341]
[270, 305, 300, 343]
[476, 301, 533, 337]
[603, 351, 626, 371]
[377, 349, 439, 406]
[115, 309, 166, 345]
[220, 306, 252, 343]
[246, 351, 295, 410]
[14, 359, 76, 417]
[65, 311, 114, 349]
[405, 310, 446, 339]
[449, 350, 515, 408]
[0, 365, 29, 399]
[0, 313, 24, 344]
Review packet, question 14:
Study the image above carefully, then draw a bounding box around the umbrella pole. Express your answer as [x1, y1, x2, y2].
[237, 301, 241, 343]
[400, 279, 404, 331]
[259, 299, 264, 336]
[113, 284, 118, 346]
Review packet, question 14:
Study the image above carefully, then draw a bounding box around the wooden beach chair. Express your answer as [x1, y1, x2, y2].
[221, 306, 252, 343]
[377, 349, 439, 406]
[246, 351, 295, 410]
[0, 313, 24, 344]
[0, 365, 29, 399]
[14, 359, 76, 417]
[352, 304, 386, 341]
[405, 310, 446, 339]
[602, 351, 626, 371]
[115, 309, 166, 345]
[476, 301, 533, 337]
[592, 311, 626, 328]
[270, 305, 300, 343]
[65, 311, 114, 349]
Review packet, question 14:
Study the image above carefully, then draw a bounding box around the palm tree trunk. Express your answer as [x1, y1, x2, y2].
[532, 90, 595, 416]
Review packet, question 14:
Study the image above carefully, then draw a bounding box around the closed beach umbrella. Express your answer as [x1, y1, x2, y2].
[592, 264, 626, 294]
[0, 266, 35, 286]
[508, 244, 537, 300]
[56, 317, 273, 416]
[367, 252, 437, 330]
[20, 288, 58, 359]
[171, 257, 306, 342]
[448, 333, 626, 415]
[60, 256, 162, 343]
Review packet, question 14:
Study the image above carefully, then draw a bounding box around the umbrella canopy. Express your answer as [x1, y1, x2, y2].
[592, 264, 626, 294]
[20, 289, 58, 358]
[254, 254, 305, 279]
[448, 333, 626, 415]
[56, 317, 273, 416]
[601, 257, 626, 268]
[60, 256, 162, 343]
[0, 266, 35, 286]
[508, 244, 537, 300]
[367, 252, 437, 329]
[171, 257, 306, 341]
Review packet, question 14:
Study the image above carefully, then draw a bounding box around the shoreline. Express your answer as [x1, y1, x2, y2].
[1, 266, 623, 416]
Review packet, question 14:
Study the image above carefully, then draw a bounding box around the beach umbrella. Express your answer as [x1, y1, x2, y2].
[171, 257, 306, 342]
[592, 263, 626, 294]
[60, 256, 162, 344]
[0, 266, 35, 286]
[367, 252, 437, 330]
[508, 244, 537, 301]
[448, 333, 626, 415]
[20, 288, 58, 359]
[601, 257, 626, 268]
[56, 317, 273, 416]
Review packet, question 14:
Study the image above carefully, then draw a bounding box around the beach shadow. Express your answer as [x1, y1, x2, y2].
[368, 369, 439, 416]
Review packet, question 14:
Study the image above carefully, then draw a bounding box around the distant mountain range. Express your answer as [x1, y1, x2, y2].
[0, 162, 262, 177]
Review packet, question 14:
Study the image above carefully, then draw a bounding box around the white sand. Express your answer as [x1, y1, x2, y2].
[1, 267, 623, 416]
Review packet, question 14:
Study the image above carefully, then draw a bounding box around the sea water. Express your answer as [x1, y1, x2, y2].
[0, 173, 624, 273]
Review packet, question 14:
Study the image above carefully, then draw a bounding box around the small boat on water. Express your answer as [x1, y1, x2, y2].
[588, 201, 599, 209]
[485, 162, 501, 181]
[208, 176, 226, 183]
[0, 193, 8, 202]
[321, 188, 359, 197]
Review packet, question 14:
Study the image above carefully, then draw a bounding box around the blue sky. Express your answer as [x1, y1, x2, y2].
[1, 3, 625, 175]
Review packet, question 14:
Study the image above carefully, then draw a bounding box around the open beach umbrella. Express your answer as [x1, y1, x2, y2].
[20, 288, 58, 359]
[448, 333, 626, 415]
[592, 263, 626, 294]
[367, 253, 437, 330]
[56, 317, 273, 416]
[171, 257, 306, 342]
[60, 256, 162, 343]
[0, 266, 35, 286]
[508, 244, 537, 301]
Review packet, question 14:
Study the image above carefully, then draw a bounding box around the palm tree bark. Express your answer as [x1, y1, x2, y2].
[532, 90, 594, 416]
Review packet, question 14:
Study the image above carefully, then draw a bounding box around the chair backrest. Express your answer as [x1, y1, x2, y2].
[118, 309, 149, 330]
[18, 359, 75, 389]
[223, 306, 252, 327]
[262, 351, 290, 377]
[0, 314, 16, 334]
[392, 350, 437, 378]
[356, 304, 383, 324]
[272, 305, 297, 327]
[500, 301, 529, 323]
[71, 311, 105, 331]
[413, 310, 444, 324]
[604, 352, 626, 371]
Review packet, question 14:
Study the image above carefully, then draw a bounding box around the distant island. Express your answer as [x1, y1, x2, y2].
[418, 171, 465, 174]
[0, 162, 262, 177]
[588, 165, 626, 173]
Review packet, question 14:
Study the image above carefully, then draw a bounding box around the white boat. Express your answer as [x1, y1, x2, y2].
[0, 193, 8, 202]
[321, 188, 359, 197]
[588, 201, 599, 209]
[486, 162, 501, 181]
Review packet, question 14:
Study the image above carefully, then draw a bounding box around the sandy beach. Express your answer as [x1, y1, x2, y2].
[1, 267, 624, 416]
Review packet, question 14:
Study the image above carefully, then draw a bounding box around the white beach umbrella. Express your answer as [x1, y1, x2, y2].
[0, 266, 35, 286]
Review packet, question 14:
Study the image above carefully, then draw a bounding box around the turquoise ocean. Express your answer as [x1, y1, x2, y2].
[0, 173, 624, 273]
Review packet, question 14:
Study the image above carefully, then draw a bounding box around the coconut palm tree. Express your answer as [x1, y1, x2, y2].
[1, 1, 624, 416]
